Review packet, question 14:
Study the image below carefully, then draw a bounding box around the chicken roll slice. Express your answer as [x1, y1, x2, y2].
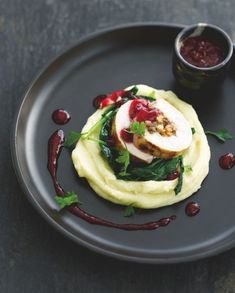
[114, 100, 154, 164]
[133, 98, 193, 159]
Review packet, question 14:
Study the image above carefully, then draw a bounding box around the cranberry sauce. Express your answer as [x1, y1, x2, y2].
[69, 206, 176, 231]
[180, 36, 224, 68]
[93, 94, 107, 109]
[167, 171, 180, 181]
[129, 99, 148, 119]
[52, 109, 71, 125]
[47, 129, 65, 195]
[185, 202, 200, 217]
[129, 98, 158, 122]
[219, 153, 235, 169]
[47, 129, 176, 230]
[120, 128, 133, 143]
[99, 90, 126, 109]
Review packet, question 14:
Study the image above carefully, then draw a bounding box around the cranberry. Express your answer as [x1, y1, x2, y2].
[99, 90, 127, 109]
[92, 94, 107, 108]
[52, 109, 71, 125]
[219, 153, 235, 169]
[135, 108, 158, 122]
[185, 202, 200, 217]
[129, 99, 148, 119]
[167, 171, 180, 180]
[120, 128, 133, 143]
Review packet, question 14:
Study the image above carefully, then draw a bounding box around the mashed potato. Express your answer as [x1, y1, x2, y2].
[72, 85, 210, 209]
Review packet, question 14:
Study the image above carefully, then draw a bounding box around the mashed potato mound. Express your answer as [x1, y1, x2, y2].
[72, 85, 210, 209]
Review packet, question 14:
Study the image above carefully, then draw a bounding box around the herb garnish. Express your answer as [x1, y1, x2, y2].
[115, 149, 130, 176]
[205, 128, 232, 142]
[54, 191, 81, 209]
[63, 131, 82, 148]
[130, 121, 146, 135]
[64, 107, 116, 148]
[191, 127, 196, 135]
[123, 205, 135, 217]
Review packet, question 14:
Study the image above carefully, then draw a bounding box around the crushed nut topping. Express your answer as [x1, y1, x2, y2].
[145, 111, 176, 136]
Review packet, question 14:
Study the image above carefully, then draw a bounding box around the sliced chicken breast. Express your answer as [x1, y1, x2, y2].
[133, 98, 192, 158]
[113, 100, 154, 164]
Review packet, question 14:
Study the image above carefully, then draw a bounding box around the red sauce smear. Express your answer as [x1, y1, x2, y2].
[185, 202, 200, 217]
[219, 152, 235, 169]
[120, 128, 133, 143]
[52, 109, 71, 125]
[180, 36, 224, 68]
[47, 129, 176, 230]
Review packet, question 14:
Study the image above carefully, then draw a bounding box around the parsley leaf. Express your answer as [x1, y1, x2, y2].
[115, 149, 130, 176]
[63, 131, 82, 148]
[123, 205, 135, 217]
[205, 128, 232, 142]
[191, 127, 196, 135]
[64, 108, 116, 148]
[54, 191, 81, 209]
[130, 121, 145, 135]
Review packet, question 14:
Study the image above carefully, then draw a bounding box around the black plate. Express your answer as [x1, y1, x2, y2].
[11, 23, 235, 264]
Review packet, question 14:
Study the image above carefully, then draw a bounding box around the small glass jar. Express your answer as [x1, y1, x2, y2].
[172, 23, 233, 90]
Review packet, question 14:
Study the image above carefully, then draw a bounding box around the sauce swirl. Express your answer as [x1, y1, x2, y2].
[47, 129, 176, 230]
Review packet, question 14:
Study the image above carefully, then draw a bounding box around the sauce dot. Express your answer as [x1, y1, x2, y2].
[52, 109, 71, 125]
[185, 202, 200, 217]
[219, 153, 235, 169]
[167, 171, 180, 180]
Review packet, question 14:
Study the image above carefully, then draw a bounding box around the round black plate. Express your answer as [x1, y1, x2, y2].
[11, 23, 235, 263]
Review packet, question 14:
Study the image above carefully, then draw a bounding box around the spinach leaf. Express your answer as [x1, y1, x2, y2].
[174, 157, 184, 195]
[118, 156, 182, 182]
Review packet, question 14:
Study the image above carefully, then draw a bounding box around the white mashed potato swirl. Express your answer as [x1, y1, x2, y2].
[72, 85, 210, 209]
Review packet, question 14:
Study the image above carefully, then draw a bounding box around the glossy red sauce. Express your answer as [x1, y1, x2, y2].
[167, 171, 180, 181]
[47, 129, 176, 230]
[180, 36, 224, 68]
[219, 153, 235, 169]
[185, 202, 200, 217]
[52, 109, 71, 125]
[120, 128, 133, 143]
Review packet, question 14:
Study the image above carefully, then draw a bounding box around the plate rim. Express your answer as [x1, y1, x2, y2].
[11, 22, 235, 264]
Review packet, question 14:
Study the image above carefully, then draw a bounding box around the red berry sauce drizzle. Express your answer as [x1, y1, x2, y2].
[52, 109, 71, 125]
[47, 126, 176, 230]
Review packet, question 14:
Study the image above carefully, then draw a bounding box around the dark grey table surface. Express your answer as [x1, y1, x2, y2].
[3, 0, 235, 292]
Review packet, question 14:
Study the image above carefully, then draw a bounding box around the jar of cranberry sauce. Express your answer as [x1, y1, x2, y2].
[173, 23, 233, 90]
